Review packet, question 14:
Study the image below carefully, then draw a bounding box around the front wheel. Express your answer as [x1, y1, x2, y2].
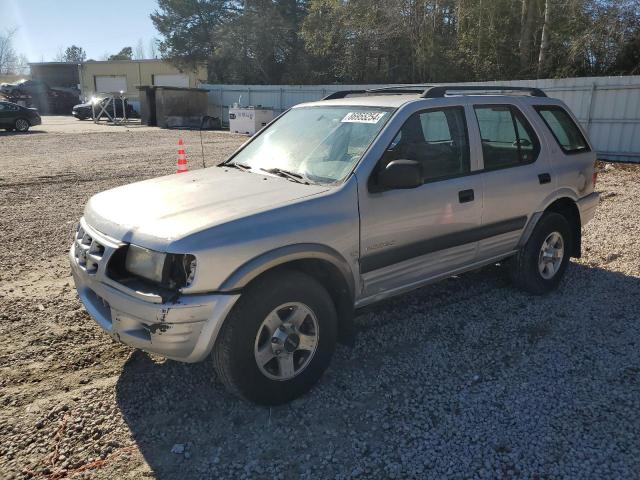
[213, 270, 337, 405]
[14, 118, 30, 132]
[508, 212, 572, 294]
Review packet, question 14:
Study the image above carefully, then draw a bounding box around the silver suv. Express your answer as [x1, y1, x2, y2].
[70, 85, 599, 404]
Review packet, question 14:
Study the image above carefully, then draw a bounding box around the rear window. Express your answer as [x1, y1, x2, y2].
[535, 105, 590, 154]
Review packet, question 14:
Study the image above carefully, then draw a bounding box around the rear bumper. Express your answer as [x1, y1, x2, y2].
[577, 192, 599, 226]
[69, 243, 240, 363]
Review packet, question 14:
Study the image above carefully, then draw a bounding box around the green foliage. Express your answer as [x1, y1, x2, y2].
[151, 0, 640, 84]
[62, 45, 87, 63]
[108, 47, 133, 61]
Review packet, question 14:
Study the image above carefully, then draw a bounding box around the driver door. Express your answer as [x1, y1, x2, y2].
[358, 106, 483, 300]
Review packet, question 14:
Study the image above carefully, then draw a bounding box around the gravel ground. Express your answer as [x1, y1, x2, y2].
[1, 117, 639, 479]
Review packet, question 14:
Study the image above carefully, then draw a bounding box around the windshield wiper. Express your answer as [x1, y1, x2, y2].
[222, 162, 252, 172]
[261, 167, 315, 185]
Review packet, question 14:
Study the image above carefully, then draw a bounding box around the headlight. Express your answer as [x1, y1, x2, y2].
[125, 245, 167, 283]
[124, 245, 196, 288]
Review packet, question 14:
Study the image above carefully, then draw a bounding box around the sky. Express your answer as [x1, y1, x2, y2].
[1, 0, 160, 62]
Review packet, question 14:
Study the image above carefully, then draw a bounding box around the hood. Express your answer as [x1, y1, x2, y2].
[73, 102, 91, 109]
[84, 167, 329, 249]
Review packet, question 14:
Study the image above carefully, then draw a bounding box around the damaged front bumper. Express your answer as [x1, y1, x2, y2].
[69, 220, 239, 363]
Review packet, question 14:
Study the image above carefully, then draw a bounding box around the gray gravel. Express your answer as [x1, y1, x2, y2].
[1, 118, 639, 479]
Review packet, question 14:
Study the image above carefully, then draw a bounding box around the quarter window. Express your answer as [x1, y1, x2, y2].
[535, 105, 590, 154]
[384, 106, 470, 183]
[474, 105, 540, 169]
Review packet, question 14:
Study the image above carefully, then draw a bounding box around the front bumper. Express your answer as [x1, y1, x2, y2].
[69, 221, 239, 363]
[577, 192, 599, 226]
[30, 116, 42, 126]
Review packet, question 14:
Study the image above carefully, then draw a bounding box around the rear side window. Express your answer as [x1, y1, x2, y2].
[535, 105, 590, 154]
[386, 106, 470, 182]
[474, 105, 540, 170]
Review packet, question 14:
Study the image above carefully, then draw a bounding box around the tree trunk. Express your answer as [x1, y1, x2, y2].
[537, 0, 550, 78]
[519, 0, 535, 74]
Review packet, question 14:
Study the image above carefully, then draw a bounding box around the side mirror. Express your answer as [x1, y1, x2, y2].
[377, 160, 422, 190]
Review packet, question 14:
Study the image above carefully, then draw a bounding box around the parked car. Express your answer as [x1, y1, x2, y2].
[0, 79, 49, 97]
[70, 85, 599, 405]
[72, 97, 136, 120]
[0, 101, 41, 132]
[1, 79, 79, 115]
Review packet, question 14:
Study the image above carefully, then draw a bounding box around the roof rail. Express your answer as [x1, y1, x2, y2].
[322, 84, 547, 101]
[367, 85, 433, 95]
[322, 90, 368, 100]
[323, 86, 431, 100]
[421, 85, 546, 98]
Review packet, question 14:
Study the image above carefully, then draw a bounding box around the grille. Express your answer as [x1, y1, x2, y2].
[74, 225, 106, 275]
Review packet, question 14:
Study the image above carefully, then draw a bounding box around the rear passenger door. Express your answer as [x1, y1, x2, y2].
[358, 105, 483, 299]
[473, 102, 554, 260]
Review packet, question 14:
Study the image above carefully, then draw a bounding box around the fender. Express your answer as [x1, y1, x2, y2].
[218, 243, 356, 298]
[517, 188, 581, 249]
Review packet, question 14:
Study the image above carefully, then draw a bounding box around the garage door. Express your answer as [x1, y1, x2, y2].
[153, 74, 189, 88]
[95, 75, 127, 94]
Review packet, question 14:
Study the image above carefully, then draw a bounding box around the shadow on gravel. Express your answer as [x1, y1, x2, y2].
[0, 130, 47, 136]
[116, 262, 640, 479]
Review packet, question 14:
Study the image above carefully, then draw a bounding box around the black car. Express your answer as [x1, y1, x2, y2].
[0, 101, 42, 132]
[0, 79, 50, 97]
[72, 97, 136, 120]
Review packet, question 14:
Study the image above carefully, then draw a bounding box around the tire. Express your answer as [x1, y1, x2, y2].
[213, 270, 337, 405]
[508, 212, 572, 295]
[14, 118, 30, 132]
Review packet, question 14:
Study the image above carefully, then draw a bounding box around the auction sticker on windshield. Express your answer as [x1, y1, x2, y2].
[341, 111, 387, 124]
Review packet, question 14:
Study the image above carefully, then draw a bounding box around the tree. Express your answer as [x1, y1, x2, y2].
[134, 39, 146, 60]
[61, 45, 87, 63]
[151, 0, 231, 80]
[148, 38, 159, 59]
[108, 47, 133, 61]
[150, 0, 640, 84]
[0, 28, 19, 74]
[53, 46, 65, 62]
[537, 0, 550, 77]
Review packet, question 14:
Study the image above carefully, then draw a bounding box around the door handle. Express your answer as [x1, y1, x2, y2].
[458, 189, 474, 203]
[538, 173, 551, 184]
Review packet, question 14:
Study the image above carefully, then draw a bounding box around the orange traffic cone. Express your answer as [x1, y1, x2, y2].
[176, 138, 187, 173]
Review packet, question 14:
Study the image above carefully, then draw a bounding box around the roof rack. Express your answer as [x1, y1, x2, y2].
[322, 84, 547, 101]
[421, 85, 546, 98]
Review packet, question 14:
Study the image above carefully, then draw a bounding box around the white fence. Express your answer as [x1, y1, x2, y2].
[201, 76, 640, 162]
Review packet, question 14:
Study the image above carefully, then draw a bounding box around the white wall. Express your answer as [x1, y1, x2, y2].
[200, 76, 640, 162]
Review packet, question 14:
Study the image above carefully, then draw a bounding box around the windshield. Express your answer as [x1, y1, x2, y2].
[228, 106, 393, 183]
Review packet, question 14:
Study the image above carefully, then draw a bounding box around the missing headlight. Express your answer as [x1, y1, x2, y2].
[109, 245, 196, 291]
[165, 253, 197, 289]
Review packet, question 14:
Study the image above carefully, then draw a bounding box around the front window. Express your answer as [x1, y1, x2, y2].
[228, 106, 393, 183]
[383, 106, 470, 183]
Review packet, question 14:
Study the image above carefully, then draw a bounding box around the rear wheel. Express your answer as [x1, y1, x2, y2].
[508, 212, 572, 294]
[213, 270, 337, 405]
[14, 118, 30, 132]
